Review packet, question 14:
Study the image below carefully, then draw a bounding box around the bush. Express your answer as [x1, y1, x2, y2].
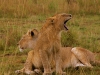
[61, 30, 79, 47]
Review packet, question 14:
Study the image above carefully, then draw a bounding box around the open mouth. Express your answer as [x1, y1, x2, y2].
[63, 14, 72, 30]
[64, 20, 69, 30]
[64, 20, 68, 30]
[64, 18, 72, 30]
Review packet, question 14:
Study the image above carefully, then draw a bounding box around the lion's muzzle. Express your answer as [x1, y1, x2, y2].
[63, 14, 72, 30]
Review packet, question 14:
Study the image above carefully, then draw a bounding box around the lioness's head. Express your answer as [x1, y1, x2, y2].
[45, 13, 72, 31]
[17, 29, 39, 52]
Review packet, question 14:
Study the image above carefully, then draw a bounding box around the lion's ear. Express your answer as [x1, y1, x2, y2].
[46, 17, 56, 24]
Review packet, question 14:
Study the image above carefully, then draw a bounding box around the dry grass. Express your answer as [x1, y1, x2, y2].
[0, 0, 100, 18]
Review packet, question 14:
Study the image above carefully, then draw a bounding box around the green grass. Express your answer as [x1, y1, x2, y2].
[0, 15, 100, 75]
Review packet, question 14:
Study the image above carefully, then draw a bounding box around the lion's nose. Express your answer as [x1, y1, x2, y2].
[21, 47, 24, 49]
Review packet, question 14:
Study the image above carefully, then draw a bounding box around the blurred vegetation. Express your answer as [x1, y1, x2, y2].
[0, 0, 100, 18]
[0, 15, 100, 52]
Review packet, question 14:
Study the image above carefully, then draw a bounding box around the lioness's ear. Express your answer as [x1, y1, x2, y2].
[32, 29, 39, 35]
[27, 30, 34, 37]
[30, 31, 34, 37]
[27, 30, 31, 35]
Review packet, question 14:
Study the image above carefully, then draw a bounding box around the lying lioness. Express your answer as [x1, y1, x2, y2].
[16, 29, 100, 75]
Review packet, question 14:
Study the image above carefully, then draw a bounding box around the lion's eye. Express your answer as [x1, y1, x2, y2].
[22, 37, 25, 39]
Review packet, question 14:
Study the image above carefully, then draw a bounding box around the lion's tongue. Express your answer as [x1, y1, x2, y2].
[64, 24, 68, 30]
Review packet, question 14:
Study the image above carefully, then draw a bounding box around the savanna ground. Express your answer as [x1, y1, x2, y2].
[0, 0, 100, 75]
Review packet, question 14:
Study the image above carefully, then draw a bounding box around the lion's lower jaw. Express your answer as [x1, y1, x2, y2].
[19, 48, 24, 52]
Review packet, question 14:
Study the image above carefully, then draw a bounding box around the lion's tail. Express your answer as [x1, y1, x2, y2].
[91, 60, 100, 66]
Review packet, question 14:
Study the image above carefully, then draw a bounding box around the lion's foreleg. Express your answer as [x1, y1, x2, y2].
[39, 49, 52, 75]
[56, 53, 62, 72]
[54, 42, 66, 75]
[15, 67, 25, 74]
[24, 50, 35, 74]
[55, 51, 66, 75]
[15, 58, 34, 74]
[15, 51, 34, 74]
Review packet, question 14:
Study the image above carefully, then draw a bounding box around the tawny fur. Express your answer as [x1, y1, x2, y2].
[33, 13, 72, 75]
[15, 28, 100, 75]
[16, 13, 72, 75]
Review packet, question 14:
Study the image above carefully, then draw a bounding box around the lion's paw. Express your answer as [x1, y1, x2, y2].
[57, 72, 66, 75]
[62, 72, 66, 75]
[34, 69, 42, 74]
[43, 72, 52, 75]
[15, 70, 21, 74]
[25, 70, 35, 75]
